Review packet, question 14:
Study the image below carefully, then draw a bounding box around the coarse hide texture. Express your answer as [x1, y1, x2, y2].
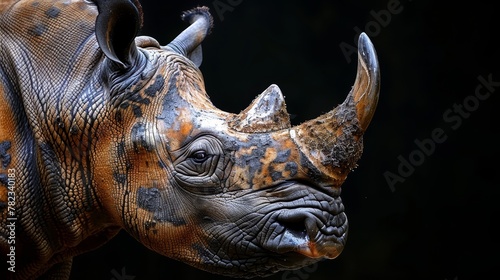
[0, 0, 380, 279]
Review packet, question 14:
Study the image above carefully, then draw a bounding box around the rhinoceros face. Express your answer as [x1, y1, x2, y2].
[92, 1, 379, 278]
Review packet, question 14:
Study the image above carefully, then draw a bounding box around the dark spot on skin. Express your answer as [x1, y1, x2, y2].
[271, 171, 283, 181]
[0, 141, 12, 168]
[244, 148, 264, 180]
[285, 162, 298, 177]
[145, 220, 157, 231]
[45, 6, 60, 18]
[132, 104, 142, 118]
[144, 75, 165, 97]
[115, 110, 123, 123]
[137, 187, 186, 226]
[28, 24, 48, 36]
[137, 187, 160, 212]
[275, 149, 291, 163]
[131, 122, 150, 152]
[159, 74, 187, 129]
[56, 116, 64, 128]
[70, 124, 79, 134]
[129, 93, 150, 105]
[154, 208, 186, 226]
[0, 173, 8, 185]
[267, 165, 283, 181]
[120, 102, 130, 109]
[237, 135, 273, 185]
[113, 172, 127, 184]
[126, 162, 132, 171]
[117, 141, 126, 158]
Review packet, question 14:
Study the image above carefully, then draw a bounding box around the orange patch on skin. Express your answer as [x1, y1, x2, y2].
[0, 86, 17, 212]
[0, 86, 17, 144]
[283, 138, 296, 150]
[179, 121, 193, 138]
[0, 184, 7, 206]
[160, 107, 194, 151]
[262, 147, 277, 165]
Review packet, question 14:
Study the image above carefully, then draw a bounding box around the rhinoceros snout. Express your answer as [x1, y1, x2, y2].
[275, 208, 347, 259]
[257, 182, 348, 260]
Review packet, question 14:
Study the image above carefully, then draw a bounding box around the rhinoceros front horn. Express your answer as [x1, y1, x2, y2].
[290, 33, 380, 179]
[351, 33, 380, 132]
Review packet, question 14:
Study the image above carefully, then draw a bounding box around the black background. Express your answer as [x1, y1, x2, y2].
[71, 0, 499, 279]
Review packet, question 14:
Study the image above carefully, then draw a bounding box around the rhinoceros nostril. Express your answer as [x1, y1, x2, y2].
[277, 212, 320, 242]
[304, 216, 320, 240]
[263, 210, 345, 259]
[279, 219, 307, 238]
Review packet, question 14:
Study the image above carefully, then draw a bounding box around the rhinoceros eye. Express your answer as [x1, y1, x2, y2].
[173, 135, 225, 194]
[191, 150, 208, 163]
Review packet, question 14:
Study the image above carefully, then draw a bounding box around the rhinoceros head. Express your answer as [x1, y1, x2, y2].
[90, 0, 379, 277]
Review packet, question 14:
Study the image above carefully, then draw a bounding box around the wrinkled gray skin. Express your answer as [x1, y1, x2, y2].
[0, 0, 379, 279]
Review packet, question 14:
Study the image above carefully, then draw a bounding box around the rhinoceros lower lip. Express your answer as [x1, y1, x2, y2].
[294, 241, 343, 259]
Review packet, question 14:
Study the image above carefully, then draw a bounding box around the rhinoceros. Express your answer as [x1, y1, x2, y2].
[0, 0, 379, 279]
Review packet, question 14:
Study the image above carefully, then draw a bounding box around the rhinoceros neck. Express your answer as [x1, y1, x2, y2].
[0, 35, 121, 268]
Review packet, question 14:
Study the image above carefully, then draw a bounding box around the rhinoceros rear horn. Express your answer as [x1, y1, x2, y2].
[94, 0, 142, 68]
[166, 6, 213, 67]
[229, 84, 291, 133]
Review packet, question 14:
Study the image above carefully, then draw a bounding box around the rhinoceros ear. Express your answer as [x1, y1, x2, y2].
[166, 6, 213, 67]
[93, 0, 142, 68]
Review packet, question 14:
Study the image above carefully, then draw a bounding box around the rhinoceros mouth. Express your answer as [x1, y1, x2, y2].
[193, 181, 348, 277]
[270, 207, 347, 258]
[258, 182, 348, 260]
